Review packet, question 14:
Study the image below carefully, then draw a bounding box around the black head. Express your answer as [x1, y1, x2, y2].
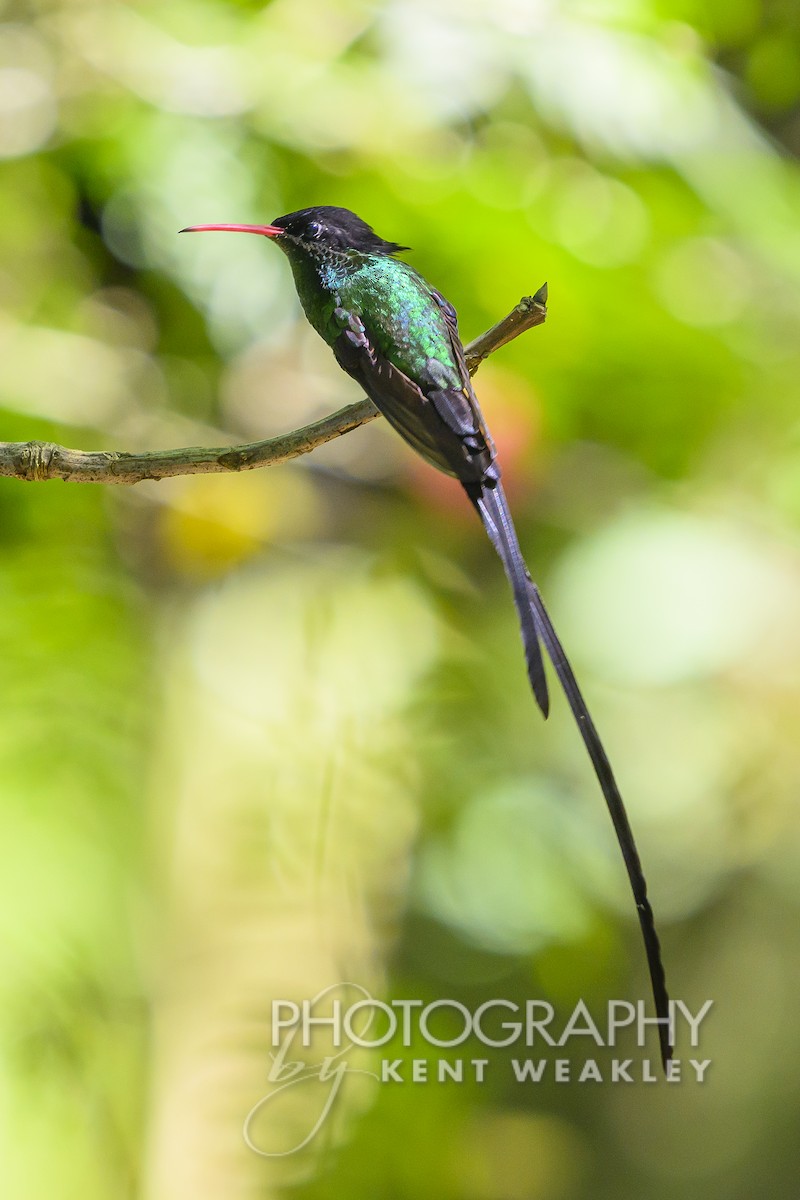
[181, 205, 407, 257]
[270, 206, 407, 256]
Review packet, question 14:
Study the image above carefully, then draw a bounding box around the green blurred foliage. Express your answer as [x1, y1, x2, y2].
[1, 1, 800, 1198]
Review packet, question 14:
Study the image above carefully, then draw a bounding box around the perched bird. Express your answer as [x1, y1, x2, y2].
[181, 206, 671, 1067]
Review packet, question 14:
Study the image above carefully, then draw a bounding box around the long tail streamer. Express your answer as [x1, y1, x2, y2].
[470, 479, 672, 1069]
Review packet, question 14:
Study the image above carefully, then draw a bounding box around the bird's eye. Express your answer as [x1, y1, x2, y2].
[307, 220, 323, 239]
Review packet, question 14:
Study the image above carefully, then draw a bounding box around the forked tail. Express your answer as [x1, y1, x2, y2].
[468, 478, 672, 1069]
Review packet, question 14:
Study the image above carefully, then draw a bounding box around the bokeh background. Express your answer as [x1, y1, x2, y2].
[2, 0, 800, 1197]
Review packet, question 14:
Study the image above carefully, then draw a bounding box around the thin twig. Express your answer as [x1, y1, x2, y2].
[0, 289, 546, 485]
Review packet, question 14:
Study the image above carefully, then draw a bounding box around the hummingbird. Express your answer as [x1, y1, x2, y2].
[181, 206, 671, 1067]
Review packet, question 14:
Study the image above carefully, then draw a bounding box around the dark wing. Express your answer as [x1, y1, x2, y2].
[424, 289, 496, 457]
[427, 288, 472, 392]
[422, 290, 496, 472]
[331, 306, 494, 485]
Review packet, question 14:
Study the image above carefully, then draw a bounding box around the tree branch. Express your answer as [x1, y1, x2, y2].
[0, 287, 546, 485]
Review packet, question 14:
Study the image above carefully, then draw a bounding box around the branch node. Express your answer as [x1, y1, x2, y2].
[218, 448, 250, 471]
[21, 441, 57, 482]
